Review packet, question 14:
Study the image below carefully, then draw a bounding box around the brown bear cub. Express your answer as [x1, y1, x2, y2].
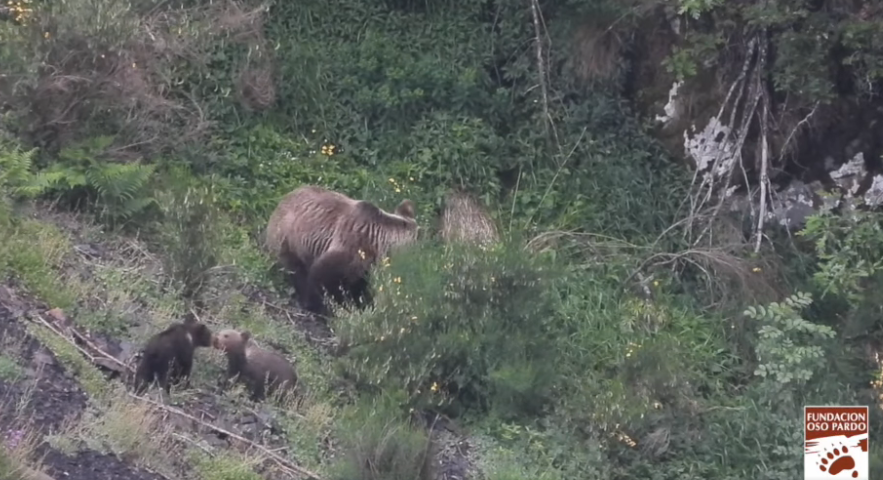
[212, 329, 298, 402]
[133, 315, 213, 396]
[305, 248, 374, 317]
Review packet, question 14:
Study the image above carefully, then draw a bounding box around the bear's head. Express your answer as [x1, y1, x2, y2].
[212, 328, 252, 354]
[183, 316, 213, 348]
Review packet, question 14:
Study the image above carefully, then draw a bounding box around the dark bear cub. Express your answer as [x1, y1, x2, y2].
[133, 315, 213, 396]
[212, 329, 297, 402]
[305, 248, 373, 317]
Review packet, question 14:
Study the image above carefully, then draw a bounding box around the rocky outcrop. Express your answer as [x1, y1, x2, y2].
[604, 3, 883, 232]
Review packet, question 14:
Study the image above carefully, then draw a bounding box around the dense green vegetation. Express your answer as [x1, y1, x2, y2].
[2, 0, 883, 479]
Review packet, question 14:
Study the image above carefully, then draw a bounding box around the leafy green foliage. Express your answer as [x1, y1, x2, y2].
[191, 452, 265, 480]
[0, 354, 24, 382]
[335, 241, 562, 418]
[0, 140, 42, 200]
[800, 209, 883, 301]
[264, 0, 686, 239]
[3, 0, 882, 479]
[207, 123, 375, 223]
[26, 137, 157, 227]
[328, 394, 432, 480]
[669, 0, 883, 104]
[745, 292, 835, 386]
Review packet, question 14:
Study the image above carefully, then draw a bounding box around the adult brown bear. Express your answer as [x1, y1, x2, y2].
[265, 185, 418, 316]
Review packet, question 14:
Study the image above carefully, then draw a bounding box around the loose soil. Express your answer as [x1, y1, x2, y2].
[0, 293, 165, 480]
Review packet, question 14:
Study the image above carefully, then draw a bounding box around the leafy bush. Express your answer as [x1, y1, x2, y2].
[207, 123, 375, 224]
[329, 394, 432, 480]
[800, 209, 883, 302]
[335, 240, 563, 418]
[24, 136, 158, 228]
[799, 209, 883, 340]
[0, 0, 267, 157]
[153, 169, 224, 301]
[745, 292, 835, 388]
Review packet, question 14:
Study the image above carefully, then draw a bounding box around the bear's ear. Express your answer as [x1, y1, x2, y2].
[395, 199, 415, 219]
[196, 324, 212, 340]
[240, 330, 251, 343]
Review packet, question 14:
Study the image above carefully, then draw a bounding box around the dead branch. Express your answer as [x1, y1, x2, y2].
[30, 314, 97, 363]
[778, 101, 819, 161]
[529, 0, 556, 143]
[754, 37, 771, 253]
[131, 394, 325, 480]
[622, 243, 779, 306]
[684, 37, 759, 244]
[32, 313, 133, 374]
[172, 432, 216, 457]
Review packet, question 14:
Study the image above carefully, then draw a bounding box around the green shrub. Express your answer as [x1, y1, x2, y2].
[208, 123, 374, 225]
[335, 240, 563, 418]
[329, 394, 432, 480]
[153, 169, 224, 300]
[745, 292, 835, 388]
[23, 136, 158, 228]
[191, 451, 265, 480]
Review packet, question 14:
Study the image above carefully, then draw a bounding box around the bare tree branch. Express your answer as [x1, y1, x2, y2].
[754, 35, 772, 252]
[529, 0, 555, 142]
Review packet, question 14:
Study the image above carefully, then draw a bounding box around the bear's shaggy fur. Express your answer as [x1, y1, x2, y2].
[437, 190, 499, 247]
[133, 316, 213, 395]
[212, 329, 298, 402]
[265, 185, 418, 316]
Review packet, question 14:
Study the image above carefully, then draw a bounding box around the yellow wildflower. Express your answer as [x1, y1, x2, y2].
[752, 267, 762, 273]
[430, 382, 439, 393]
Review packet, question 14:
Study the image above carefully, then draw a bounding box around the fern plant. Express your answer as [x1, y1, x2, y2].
[0, 140, 45, 199]
[27, 136, 158, 227]
[744, 292, 836, 387]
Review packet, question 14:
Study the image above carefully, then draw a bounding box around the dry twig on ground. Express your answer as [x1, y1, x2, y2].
[131, 394, 325, 480]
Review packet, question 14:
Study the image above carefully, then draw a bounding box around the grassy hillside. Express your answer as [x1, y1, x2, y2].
[1, 1, 883, 480]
